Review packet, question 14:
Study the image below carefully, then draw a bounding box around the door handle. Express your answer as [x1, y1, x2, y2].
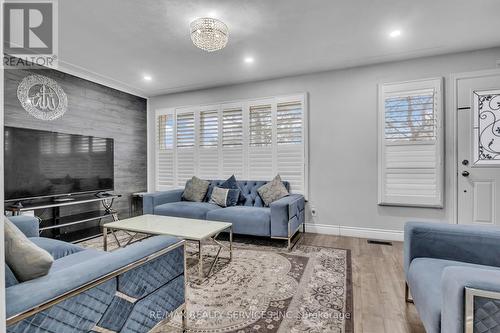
[462, 171, 470, 177]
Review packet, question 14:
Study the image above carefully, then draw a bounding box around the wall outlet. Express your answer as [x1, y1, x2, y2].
[310, 206, 317, 217]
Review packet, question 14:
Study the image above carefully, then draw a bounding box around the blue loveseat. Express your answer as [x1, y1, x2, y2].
[404, 222, 500, 333]
[6, 215, 186, 333]
[143, 180, 305, 249]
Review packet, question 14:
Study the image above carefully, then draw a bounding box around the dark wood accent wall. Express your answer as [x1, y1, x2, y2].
[4, 68, 147, 220]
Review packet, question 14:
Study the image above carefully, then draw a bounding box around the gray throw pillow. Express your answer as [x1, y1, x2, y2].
[257, 175, 289, 206]
[209, 186, 240, 207]
[4, 217, 53, 282]
[182, 176, 210, 202]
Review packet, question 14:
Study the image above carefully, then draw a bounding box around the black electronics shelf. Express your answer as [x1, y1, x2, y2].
[6, 194, 120, 243]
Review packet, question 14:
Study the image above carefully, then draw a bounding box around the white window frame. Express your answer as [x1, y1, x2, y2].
[378, 78, 444, 207]
[153, 93, 309, 198]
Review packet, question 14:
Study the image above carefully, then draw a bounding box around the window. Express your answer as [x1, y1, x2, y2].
[176, 112, 195, 148]
[154, 94, 308, 196]
[158, 114, 174, 150]
[176, 111, 195, 184]
[222, 107, 243, 147]
[200, 110, 219, 148]
[198, 108, 219, 179]
[473, 89, 500, 165]
[157, 112, 175, 187]
[221, 105, 244, 178]
[277, 101, 303, 144]
[249, 104, 272, 146]
[384, 92, 435, 142]
[378, 78, 443, 207]
[276, 100, 305, 192]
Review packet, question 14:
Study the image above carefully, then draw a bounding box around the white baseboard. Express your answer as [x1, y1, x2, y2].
[305, 223, 404, 242]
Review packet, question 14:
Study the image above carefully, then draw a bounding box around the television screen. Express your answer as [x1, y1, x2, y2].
[4, 127, 114, 201]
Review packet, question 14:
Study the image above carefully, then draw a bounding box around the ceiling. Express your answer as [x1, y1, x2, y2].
[58, 0, 500, 97]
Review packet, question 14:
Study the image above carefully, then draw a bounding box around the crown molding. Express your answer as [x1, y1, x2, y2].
[57, 60, 148, 99]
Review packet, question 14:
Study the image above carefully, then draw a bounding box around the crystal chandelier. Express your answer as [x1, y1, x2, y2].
[190, 18, 229, 52]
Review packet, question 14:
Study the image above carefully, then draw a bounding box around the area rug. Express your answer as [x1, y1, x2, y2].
[79, 233, 353, 333]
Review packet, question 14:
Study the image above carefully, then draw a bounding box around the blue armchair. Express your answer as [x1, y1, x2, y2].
[143, 180, 306, 250]
[404, 222, 500, 333]
[6, 215, 186, 333]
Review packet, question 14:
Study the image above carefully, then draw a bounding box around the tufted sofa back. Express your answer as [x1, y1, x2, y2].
[205, 180, 290, 207]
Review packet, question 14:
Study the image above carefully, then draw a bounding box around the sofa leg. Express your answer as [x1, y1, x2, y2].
[181, 304, 187, 332]
[286, 226, 304, 252]
[405, 282, 413, 303]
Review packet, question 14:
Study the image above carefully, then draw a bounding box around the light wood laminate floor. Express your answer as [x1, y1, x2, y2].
[301, 233, 426, 333]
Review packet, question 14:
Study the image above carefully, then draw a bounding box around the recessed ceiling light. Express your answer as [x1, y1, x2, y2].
[389, 30, 402, 38]
[244, 57, 254, 64]
[143, 75, 152, 81]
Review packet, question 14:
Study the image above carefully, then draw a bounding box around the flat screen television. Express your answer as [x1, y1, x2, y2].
[4, 127, 114, 202]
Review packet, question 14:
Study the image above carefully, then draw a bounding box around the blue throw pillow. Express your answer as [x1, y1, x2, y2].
[221, 175, 238, 189]
[221, 175, 245, 203]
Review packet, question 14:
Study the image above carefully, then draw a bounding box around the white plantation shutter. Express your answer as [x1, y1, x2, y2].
[384, 92, 436, 142]
[221, 104, 244, 178]
[277, 101, 303, 144]
[176, 112, 195, 148]
[156, 111, 175, 189]
[153, 93, 308, 197]
[248, 102, 274, 180]
[199, 110, 219, 147]
[378, 78, 443, 207]
[249, 104, 273, 146]
[198, 109, 220, 179]
[176, 111, 195, 185]
[276, 99, 305, 193]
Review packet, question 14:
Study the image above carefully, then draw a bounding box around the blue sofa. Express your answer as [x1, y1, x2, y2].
[6, 215, 186, 333]
[143, 180, 305, 249]
[404, 222, 500, 333]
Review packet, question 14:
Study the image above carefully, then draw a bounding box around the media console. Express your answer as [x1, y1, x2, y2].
[5, 194, 121, 243]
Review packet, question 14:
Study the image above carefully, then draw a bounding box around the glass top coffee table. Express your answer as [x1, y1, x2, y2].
[103, 214, 233, 278]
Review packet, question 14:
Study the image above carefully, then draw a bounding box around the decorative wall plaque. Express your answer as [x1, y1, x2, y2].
[473, 90, 500, 165]
[17, 74, 68, 121]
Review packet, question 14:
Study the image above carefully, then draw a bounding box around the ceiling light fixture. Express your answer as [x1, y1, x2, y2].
[389, 30, 402, 38]
[143, 75, 152, 81]
[190, 17, 229, 52]
[244, 56, 254, 64]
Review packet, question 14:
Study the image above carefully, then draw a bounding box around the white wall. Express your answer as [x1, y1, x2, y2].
[149, 47, 500, 238]
[1, 0, 6, 328]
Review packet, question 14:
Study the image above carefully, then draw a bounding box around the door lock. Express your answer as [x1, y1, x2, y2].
[462, 159, 469, 166]
[462, 171, 470, 177]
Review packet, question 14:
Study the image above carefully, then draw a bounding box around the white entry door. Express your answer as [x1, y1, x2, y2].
[457, 71, 500, 225]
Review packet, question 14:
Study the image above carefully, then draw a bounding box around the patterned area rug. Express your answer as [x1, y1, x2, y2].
[79, 233, 353, 333]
